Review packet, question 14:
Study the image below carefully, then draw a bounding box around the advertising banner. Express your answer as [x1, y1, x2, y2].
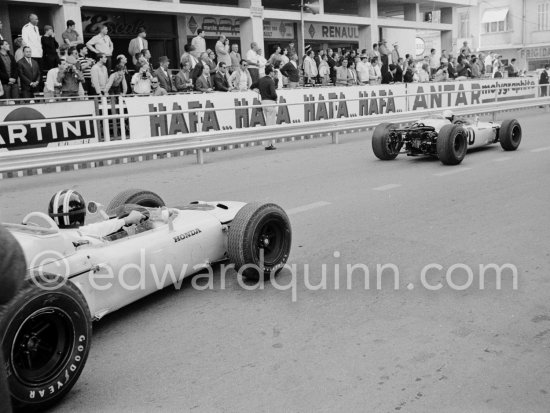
[123, 84, 407, 140]
[405, 78, 537, 112]
[0, 101, 99, 152]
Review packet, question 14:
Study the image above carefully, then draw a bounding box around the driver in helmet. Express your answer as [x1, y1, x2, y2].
[442, 109, 454, 122]
[48, 190, 145, 237]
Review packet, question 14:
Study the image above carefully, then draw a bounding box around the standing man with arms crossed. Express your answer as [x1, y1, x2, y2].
[280, 53, 300, 88]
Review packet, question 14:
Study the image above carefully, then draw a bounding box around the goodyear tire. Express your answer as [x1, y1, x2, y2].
[228, 203, 292, 281]
[499, 119, 522, 151]
[436, 124, 468, 165]
[1, 278, 92, 412]
[106, 189, 165, 215]
[372, 123, 400, 160]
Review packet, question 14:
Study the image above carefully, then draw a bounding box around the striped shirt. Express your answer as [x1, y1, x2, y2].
[77, 56, 94, 78]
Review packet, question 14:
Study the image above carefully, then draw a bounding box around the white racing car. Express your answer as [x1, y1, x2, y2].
[1, 189, 292, 411]
[372, 110, 522, 165]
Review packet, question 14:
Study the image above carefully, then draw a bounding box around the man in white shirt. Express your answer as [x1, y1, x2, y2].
[86, 24, 114, 70]
[131, 63, 153, 94]
[303, 50, 318, 85]
[356, 55, 371, 84]
[191, 29, 206, 58]
[0, 20, 4, 41]
[90, 53, 109, 95]
[246, 42, 260, 83]
[21, 13, 43, 66]
[484, 52, 494, 75]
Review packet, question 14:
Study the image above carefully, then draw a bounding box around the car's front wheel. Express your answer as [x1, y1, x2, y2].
[228, 203, 292, 281]
[372, 123, 401, 160]
[499, 119, 522, 151]
[437, 124, 468, 165]
[1, 278, 92, 412]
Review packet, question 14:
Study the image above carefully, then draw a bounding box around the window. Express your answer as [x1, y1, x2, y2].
[459, 12, 470, 38]
[482, 8, 509, 33]
[539, 3, 550, 31]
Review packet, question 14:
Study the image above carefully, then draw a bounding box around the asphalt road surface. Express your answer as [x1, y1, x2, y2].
[1, 108, 550, 413]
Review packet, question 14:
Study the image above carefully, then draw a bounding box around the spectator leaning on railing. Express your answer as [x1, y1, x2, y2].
[279, 53, 299, 89]
[175, 61, 193, 91]
[44, 58, 63, 98]
[105, 63, 127, 95]
[150, 75, 167, 96]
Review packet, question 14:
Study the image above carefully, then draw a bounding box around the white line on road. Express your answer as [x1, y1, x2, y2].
[531, 146, 550, 153]
[493, 157, 512, 162]
[434, 167, 472, 177]
[373, 184, 402, 191]
[287, 201, 331, 216]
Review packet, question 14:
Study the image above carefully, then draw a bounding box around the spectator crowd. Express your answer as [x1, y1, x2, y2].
[1, 13, 549, 102]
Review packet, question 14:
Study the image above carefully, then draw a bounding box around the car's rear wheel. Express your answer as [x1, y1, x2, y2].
[1, 278, 92, 412]
[372, 123, 401, 160]
[228, 203, 292, 281]
[499, 119, 522, 151]
[436, 124, 468, 165]
[106, 189, 165, 216]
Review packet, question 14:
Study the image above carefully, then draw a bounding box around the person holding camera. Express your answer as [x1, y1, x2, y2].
[58, 59, 84, 97]
[131, 62, 153, 94]
[434, 59, 449, 82]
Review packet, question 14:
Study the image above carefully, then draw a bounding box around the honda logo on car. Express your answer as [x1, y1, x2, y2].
[173, 228, 202, 243]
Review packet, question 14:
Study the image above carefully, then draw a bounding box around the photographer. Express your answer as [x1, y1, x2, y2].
[57, 60, 84, 97]
[434, 59, 449, 82]
[130, 62, 152, 94]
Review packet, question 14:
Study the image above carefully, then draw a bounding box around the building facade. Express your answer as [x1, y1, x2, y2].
[1, 0, 475, 66]
[457, 0, 550, 70]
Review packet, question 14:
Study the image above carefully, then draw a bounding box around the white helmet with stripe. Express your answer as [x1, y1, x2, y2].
[48, 190, 86, 228]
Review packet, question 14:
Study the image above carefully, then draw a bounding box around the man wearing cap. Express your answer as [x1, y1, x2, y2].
[391, 43, 400, 65]
[154, 56, 175, 92]
[0, 225, 25, 413]
[379, 40, 390, 66]
[128, 27, 148, 66]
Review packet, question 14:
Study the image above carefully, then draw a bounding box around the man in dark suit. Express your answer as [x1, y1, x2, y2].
[195, 65, 213, 92]
[213, 62, 231, 91]
[154, 56, 175, 93]
[17, 46, 41, 98]
[0, 39, 19, 99]
[280, 53, 300, 88]
[0, 225, 25, 413]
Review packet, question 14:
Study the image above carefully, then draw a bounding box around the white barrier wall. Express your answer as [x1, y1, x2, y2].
[123, 84, 408, 140]
[0, 101, 99, 151]
[124, 77, 538, 140]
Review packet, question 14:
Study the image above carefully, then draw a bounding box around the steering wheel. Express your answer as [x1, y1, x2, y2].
[115, 204, 150, 223]
[22, 212, 59, 230]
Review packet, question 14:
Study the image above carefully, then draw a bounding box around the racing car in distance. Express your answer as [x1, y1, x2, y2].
[1, 189, 292, 412]
[371, 110, 522, 165]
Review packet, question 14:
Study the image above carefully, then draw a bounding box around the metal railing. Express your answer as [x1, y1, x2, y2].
[1, 93, 548, 176]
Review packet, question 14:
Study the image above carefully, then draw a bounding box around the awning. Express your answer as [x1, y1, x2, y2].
[481, 8, 509, 24]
